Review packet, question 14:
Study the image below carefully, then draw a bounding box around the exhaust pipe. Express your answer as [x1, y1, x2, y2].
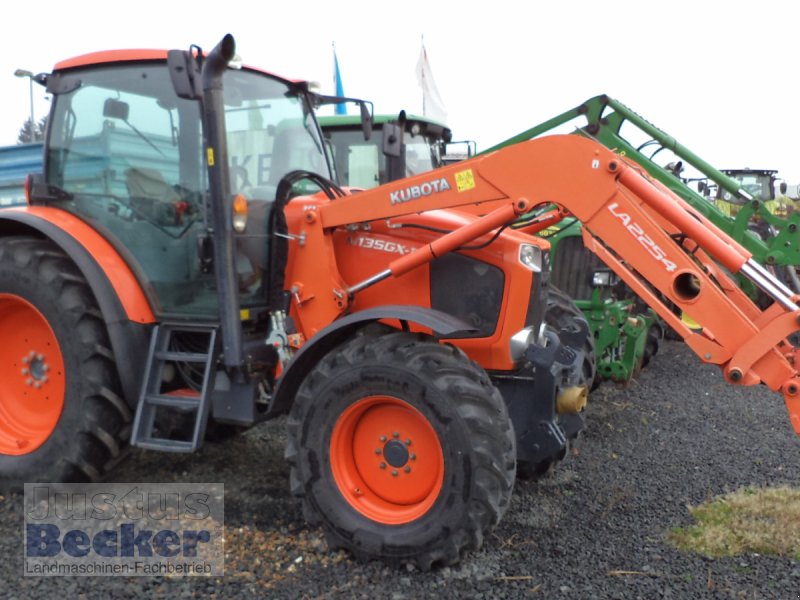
[201, 34, 243, 370]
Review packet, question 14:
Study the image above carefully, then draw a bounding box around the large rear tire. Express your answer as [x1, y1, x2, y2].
[286, 331, 516, 570]
[516, 286, 594, 481]
[545, 285, 596, 390]
[0, 237, 130, 488]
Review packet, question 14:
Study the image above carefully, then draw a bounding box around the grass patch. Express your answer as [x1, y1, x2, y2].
[668, 486, 800, 559]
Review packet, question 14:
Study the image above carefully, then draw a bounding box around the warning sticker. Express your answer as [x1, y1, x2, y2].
[455, 169, 476, 192]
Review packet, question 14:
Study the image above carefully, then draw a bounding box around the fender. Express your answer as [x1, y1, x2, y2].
[268, 305, 477, 417]
[0, 208, 155, 407]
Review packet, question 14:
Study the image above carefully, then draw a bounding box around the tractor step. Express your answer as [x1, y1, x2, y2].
[130, 323, 218, 453]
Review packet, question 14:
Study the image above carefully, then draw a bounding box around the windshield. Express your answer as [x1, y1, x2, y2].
[722, 173, 774, 201]
[324, 124, 442, 188]
[404, 130, 439, 176]
[45, 62, 330, 317]
[223, 69, 329, 198]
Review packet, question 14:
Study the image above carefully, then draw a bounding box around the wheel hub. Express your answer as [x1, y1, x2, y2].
[382, 439, 410, 468]
[0, 294, 65, 456]
[22, 351, 51, 388]
[330, 395, 444, 524]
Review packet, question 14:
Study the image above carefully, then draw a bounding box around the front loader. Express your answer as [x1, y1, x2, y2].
[1, 36, 799, 570]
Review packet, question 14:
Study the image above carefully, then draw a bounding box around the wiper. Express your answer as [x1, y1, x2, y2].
[303, 114, 323, 155]
[122, 118, 167, 158]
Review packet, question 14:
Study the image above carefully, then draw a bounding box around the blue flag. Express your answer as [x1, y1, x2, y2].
[333, 45, 346, 115]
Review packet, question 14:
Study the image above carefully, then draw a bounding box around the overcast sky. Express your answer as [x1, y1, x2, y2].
[2, 1, 798, 183]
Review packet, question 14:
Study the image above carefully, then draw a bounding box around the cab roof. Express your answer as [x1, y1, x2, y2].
[53, 48, 303, 85]
[319, 113, 449, 129]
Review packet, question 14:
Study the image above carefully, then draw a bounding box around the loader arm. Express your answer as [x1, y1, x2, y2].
[306, 134, 800, 434]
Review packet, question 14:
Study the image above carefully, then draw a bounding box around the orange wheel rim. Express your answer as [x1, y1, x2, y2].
[0, 294, 66, 455]
[330, 395, 445, 525]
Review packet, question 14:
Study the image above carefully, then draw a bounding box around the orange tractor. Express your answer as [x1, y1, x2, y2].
[1, 35, 799, 569]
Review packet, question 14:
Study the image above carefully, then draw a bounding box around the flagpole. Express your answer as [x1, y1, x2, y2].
[420, 35, 426, 117]
[333, 42, 346, 115]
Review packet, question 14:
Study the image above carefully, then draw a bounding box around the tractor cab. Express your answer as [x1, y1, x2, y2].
[319, 112, 453, 187]
[715, 168, 788, 217]
[34, 51, 332, 318]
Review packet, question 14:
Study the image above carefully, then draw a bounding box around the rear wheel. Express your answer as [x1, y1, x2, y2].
[0, 237, 130, 488]
[545, 285, 596, 390]
[286, 331, 515, 570]
[516, 286, 594, 480]
[641, 320, 664, 369]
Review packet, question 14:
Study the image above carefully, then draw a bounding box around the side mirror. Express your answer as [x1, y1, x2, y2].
[103, 98, 130, 120]
[780, 182, 788, 195]
[359, 101, 373, 141]
[382, 123, 403, 158]
[167, 48, 202, 100]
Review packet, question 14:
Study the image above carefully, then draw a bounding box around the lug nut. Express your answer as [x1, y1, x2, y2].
[375, 448, 382, 455]
[405, 439, 412, 446]
[379, 463, 386, 469]
[392, 432, 399, 438]
[391, 470, 398, 477]
[379, 435, 387, 442]
[21, 368, 28, 375]
[404, 466, 411, 474]
[410, 453, 416, 461]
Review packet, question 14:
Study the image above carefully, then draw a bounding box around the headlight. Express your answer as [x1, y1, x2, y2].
[232, 193, 249, 233]
[592, 270, 618, 287]
[518, 243, 543, 273]
[509, 323, 547, 361]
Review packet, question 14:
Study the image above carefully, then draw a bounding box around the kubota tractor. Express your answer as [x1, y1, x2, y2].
[1, 36, 799, 570]
[0, 36, 587, 567]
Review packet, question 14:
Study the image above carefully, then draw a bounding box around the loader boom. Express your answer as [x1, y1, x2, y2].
[287, 134, 800, 434]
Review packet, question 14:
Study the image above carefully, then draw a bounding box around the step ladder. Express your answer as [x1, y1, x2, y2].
[131, 323, 218, 452]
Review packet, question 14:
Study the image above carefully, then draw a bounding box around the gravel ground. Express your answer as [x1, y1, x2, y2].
[3, 340, 800, 599]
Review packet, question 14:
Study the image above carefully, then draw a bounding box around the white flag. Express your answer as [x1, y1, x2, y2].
[415, 44, 447, 123]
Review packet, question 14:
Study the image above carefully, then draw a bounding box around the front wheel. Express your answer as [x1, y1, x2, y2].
[286, 331, 516, 570]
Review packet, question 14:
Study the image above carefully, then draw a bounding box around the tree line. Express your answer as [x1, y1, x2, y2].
[18, 116, 47, 144]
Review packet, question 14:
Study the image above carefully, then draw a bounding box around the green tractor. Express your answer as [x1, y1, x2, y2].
[711, 168, 790, 225]
[319, 111, 454, 186]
